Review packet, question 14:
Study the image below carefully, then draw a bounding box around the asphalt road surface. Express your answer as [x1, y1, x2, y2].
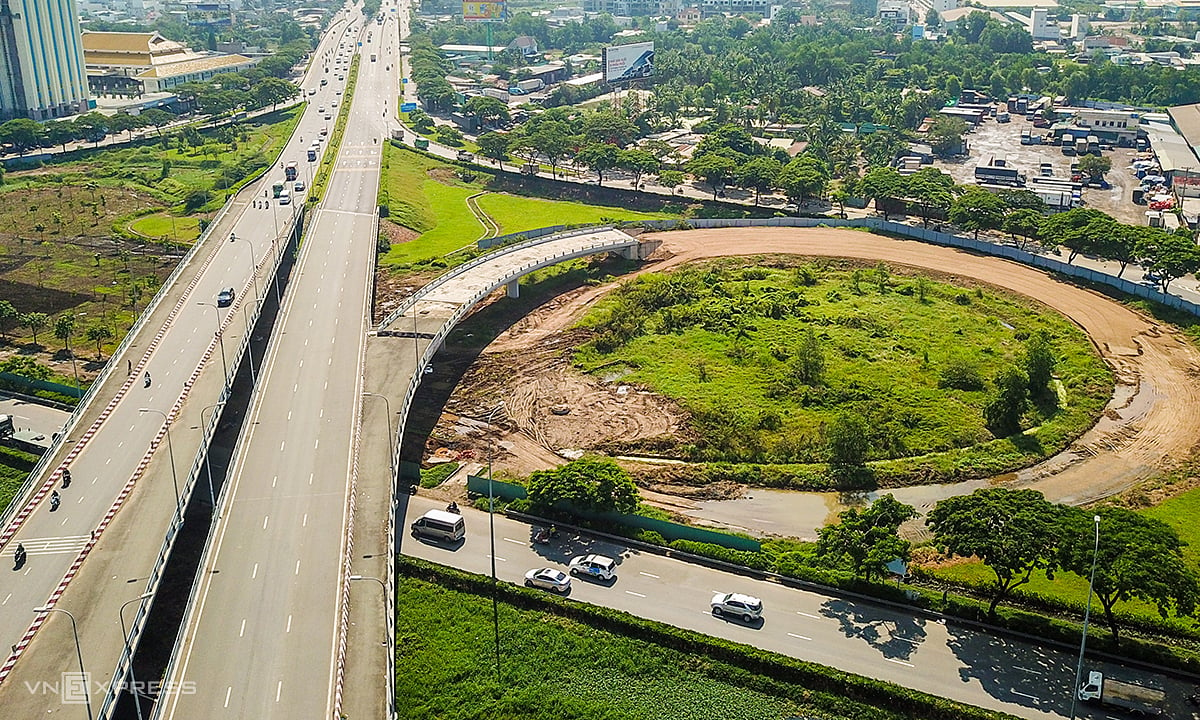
[401, 496, 1197, 720]
[157, 5, 392, 717]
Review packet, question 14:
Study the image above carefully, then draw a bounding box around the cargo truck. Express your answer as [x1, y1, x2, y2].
[1077, 671, 1165, 717]
[1062, 133, 1076, 156]
[1077, 136, 1091, 155]
[285, 161, 298, 181]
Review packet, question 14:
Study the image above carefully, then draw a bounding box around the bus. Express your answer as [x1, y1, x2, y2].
[284, 161, 298, 181]
[272, 181, 285, 198]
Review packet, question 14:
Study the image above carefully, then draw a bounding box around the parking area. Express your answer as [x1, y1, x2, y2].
[931, 113, 1151, 226]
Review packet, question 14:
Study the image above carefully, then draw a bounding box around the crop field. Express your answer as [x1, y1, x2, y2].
[397, 576, 884, 720]
[377, 144, 675, 268]
[572, 258, 1112, 475]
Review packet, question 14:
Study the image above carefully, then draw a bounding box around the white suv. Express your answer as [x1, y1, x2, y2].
[568, 554, 617, 581]
[711, 592, 763, 622]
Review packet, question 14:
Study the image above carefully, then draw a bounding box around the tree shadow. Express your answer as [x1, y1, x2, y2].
[818, 597, 927, 661]
[944, 623, 1080, 716]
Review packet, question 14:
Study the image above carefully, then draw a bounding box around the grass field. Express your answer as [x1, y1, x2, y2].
[397, 576, 870, 720]
[573, 259, 1112, 470]
[377, 143, 675, 268]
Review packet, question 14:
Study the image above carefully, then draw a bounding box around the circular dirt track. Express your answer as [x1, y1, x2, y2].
[633, 227, 1200, 505]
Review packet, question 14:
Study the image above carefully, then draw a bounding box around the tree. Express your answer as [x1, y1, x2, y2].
[926, 488, 1063, 617]
[826, 410, 870, 467]
[0, 300, 17, 340]
[43, 120, 78, 151]
[140, 109, 174, 137]
[791, 327, 825, 386]
[73, 112, 111, 145]
[1059, 507, 1199, 643]
[1137, 229, 1200, 292]
[777, 155, 829, 205]
[54, 315, 75, 352]
[0, 118, 45, 155]
[861, 166, 905, 219]
[581, 111, 637, 146]
[984, 367, 1028, 437]
[1022, 331, 1055, 396]
[1002, 208, 1044, 250]
[658, 169, 684, 194]
[688, 153, 738, 199]
[253, 77, 297, 110]
[737, 156, 782, 205]
[477, 131, 510, 169]
[906, 167, 955, 228]
[1076, 154, 1112, 181]
[949, 187, 1006, 240]
[576, 142, 620, 186]
[618, 148, 659, 189]
[464, 95, 510, 126]
[85, 324, 114, 360]
[1040, 208, 1114, 264]
[528, 120, 572, 178]
[526, 457, 639, 515]
[927, 115, 968, 158]
[817, 495, 917, 582]
[22, 312, 48, 347]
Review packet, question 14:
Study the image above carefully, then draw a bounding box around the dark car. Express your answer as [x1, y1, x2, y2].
[217, 287, 235, 307]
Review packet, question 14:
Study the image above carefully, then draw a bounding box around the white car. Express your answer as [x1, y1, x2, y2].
[568, 554, 617, 581]
[711, 592, 763, 622]
[524, 568, 571, 593]
[293, 180, 306, 192]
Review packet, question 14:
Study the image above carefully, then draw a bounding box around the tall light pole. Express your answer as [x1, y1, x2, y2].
[200, 402, 225, 512]
[196, 302, 229, 385]
[349, 575, 395, 719]
[485, 400, 504, 685]
[240, 304, 258, 383]
[33, 606, 93, 720]
[118, 592, 153, 720]
[362, 392, 395, 476]
[138, 408, 181, 520]
[1069, 514, 1101, 720]
[229, 233, 260, 301]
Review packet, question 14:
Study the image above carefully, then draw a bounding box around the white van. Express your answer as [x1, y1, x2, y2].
[278, 189, 291, 205]
[411, 509, 465, 542]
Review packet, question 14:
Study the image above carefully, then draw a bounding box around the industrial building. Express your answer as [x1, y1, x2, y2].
[0, 0, 92, 120]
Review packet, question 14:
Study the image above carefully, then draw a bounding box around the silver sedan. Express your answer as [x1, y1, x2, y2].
[524, 567, 571, 593]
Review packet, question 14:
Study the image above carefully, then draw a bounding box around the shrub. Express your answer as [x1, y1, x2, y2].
[938, 359, 985, 390]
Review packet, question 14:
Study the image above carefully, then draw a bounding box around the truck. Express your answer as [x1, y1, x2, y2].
[974, 157, 1025, 187]
[456, 150, 474, 162]
[1062, 133, 1076, 156]
[1076, 136, 1090, 155]
[521, 163, 538, 175]
[284, 161, 298, 181]
[414, 137, 429, 150]
[272, 181, 285, 198]
[1078, 671, 1165, 717]
[516, 78, 544, 92]
[1087, 134, 1100, 154]
[370, 53, 377, 62]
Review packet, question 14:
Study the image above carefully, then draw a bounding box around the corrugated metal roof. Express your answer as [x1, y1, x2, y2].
[137, 54, 253, 78]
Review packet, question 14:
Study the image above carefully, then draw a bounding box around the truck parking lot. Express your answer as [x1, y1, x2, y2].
[932, 112, 1150, 226]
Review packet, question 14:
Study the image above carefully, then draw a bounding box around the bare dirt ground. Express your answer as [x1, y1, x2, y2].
[426, 227, 1200, 517]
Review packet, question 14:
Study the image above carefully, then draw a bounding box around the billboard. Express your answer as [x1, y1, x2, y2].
[462, 1, 506, 21]
[602, 42, 654, 83]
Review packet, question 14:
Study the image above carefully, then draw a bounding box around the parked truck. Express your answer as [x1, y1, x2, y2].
[1076, 136, 1090, 155]
[516, 78, 544, 92]
[1062, 133, 1076, 156]
[1077, 671, 1165, 717]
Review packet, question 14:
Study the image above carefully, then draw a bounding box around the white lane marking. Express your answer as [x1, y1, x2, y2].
[118, 440, 124, 448]
[1010, 690, 1039, 701]
[892, 636, 919, 645]
[303, 513, 308, 527]
[286, 615, 293, 633]
[106, 458, 112, 465]
[295, 560, 301, 575]
[309, 473, 314, 485]
[263, 516, 269, 530]
[287, 411, 292, 421]
[487, 555, 506, 562]
[252, 563, 259, 579]
[886, 658, 914, 668]
[319, 409, 324, 419]
[639, 572, 659, 579]
[272, 476, 278, 488]
[276, 681, 282, 702]
[1014, 666, 1043, 675]
[787, 633, 812, 641]
[2, 592, 10, 605]
[796, 611, 820, 619]
[239, 619, 246, 637]
[280, 440, 286, 451]
[749, 517, 775, 524]
[624, 591, 646, 598]
[502, 537, 524, 545]
[315, 438, 319, 450]
[224, 687, 232, 708]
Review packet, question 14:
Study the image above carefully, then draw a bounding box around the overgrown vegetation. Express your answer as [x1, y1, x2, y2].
[573, 258, 1111, 486]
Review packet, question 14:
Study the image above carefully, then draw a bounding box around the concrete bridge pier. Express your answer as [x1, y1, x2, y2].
[507, 279, 520, 298]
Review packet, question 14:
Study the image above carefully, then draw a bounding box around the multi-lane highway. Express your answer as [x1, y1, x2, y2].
[400, 495, 1196, 720]
[0, 5, 360, 714]
[155, 4, 398, 717]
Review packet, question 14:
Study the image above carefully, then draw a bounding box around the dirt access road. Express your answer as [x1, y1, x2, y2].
[438, 227, 1200, 514]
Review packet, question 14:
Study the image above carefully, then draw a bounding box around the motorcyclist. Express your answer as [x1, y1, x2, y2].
[144, 371, 151, 387]
[447, 501, 459, 513]
[50, 491, 60, 510]
[62, 469, 71, 488]
[14, 543, 26, 566]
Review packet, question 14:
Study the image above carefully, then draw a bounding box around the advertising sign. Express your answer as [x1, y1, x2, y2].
[602, 41, 654, 83]
[401, 102, 417, 112]
[462, 1, 506, 21]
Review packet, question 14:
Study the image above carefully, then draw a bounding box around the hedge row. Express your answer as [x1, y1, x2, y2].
[397, 556, 1019, 720]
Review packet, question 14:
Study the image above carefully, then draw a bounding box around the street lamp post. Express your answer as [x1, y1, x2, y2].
[196, 302, 229, 385]
[229, 233, 260, 301]
[349, 575, 395, 719]
[240, 304, 258, 383]
[118, 592, 153, 720]
[1069, 514, 1101, 720]
[138, 408, 181, 520]
[200, 402, 226, 512]
[485, 400, 504, 685]
[33, 606, 93, 720]
[362, 392, 395, 476]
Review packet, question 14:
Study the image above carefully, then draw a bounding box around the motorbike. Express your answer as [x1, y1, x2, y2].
[14, 543, 26, 568]
[445, 502, 460, 514]
[533, 528, 551, 545]
[144, 371, 152, 388]
[61, 469, 71, 489]
[50, 491, 60, 512]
